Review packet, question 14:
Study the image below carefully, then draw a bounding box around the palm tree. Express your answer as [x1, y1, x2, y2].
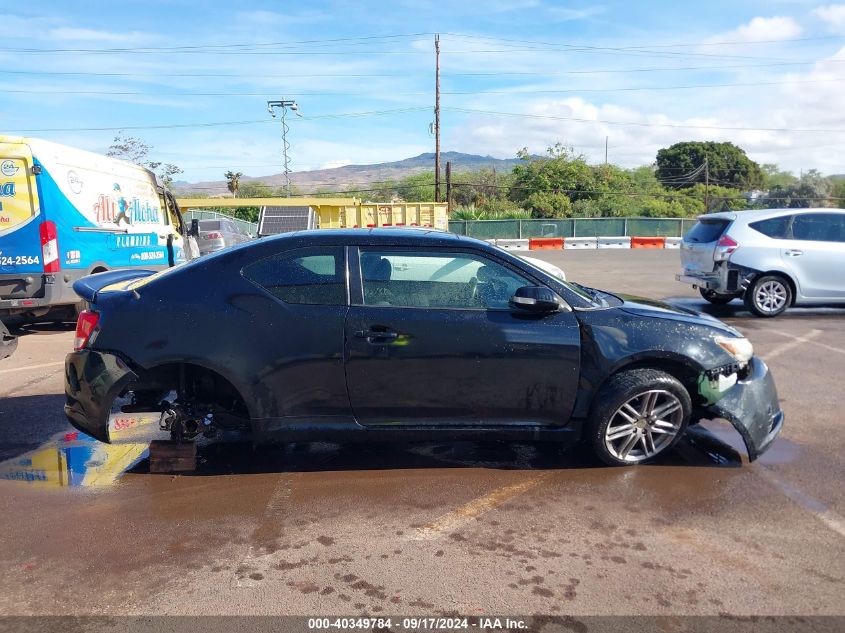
[225, 171, 243, 198]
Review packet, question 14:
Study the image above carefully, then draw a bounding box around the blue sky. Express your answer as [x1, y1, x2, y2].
[2, 0, 845, 184]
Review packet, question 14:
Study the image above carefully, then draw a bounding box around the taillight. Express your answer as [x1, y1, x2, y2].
[204, 232, 223, 239]
[40, 221, 60, 273]
[74, 310, 100, 351]
[714, 234, 738, 261]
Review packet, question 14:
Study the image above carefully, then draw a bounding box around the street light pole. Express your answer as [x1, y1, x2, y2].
[267, 99, 301, 197]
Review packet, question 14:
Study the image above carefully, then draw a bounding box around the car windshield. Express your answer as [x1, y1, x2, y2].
[198, 220, 222, 231]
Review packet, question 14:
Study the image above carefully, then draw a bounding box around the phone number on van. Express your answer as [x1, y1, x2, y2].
[0, 255, 41, 266]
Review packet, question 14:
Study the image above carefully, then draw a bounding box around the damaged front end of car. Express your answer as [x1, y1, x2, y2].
[696, 345, 783, 461]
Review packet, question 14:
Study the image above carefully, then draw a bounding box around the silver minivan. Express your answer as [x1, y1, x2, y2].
[196, 219, 252, 256]
[677, 208, 845, 317]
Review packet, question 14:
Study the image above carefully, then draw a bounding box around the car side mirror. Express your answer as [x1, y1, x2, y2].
[189, 219, 199, 237]
[509, 286, 561, 313]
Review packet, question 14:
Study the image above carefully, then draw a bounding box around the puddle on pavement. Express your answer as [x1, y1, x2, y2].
[0, 409, 788, 489]
[0, 413, 159, 488]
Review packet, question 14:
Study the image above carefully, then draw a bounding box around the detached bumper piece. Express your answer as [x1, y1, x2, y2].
[705, 356, 784, 461]
[65, 350, 138, 443]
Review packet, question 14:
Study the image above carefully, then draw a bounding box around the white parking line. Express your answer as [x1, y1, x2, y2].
[755, 465, 845, 539]
[407, 474, 550, 541]
[769, 329, 845, 356]
[0, 361, 64, 375]
[763, 329, 823, 361]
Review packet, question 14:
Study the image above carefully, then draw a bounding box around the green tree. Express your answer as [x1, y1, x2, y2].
[107, 132, 183, 188]
[765, 170, 832, 208]
[761, 164, 798, 190]
[224, 171, 243, 198]
[655, 141, 763, 191]
[511, 144, 596, 217]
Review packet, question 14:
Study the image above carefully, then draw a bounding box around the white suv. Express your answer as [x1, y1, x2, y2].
[677, 208, 845, 317]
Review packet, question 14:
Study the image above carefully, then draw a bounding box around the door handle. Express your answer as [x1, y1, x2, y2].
[785, 249, 803, 257]
[355, 328, 398, 341]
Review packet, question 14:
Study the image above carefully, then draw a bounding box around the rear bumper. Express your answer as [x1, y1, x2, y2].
[0, 271, 84, 314]
[64, 349, 138, 443]
[676, 272, 725, 291]
[703, 356, 783, 461]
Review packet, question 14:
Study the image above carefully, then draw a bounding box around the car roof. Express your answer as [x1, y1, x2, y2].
[698, 207, 842, 223]
[264, 227, 476, 246]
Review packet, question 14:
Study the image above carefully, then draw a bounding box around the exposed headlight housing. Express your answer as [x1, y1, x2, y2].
[715, 335, 753, 363]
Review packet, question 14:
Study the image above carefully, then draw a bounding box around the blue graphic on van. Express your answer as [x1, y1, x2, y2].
[0, 182, 15, 197]
[94, 186, 160, 226]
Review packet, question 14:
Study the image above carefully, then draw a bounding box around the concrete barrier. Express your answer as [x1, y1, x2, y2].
[496, 239, 530, 251]
[664, 237, 682, 249]
[631, 236, 666, 249]
[597, 236, 632, 249]
[529, 237, 564, 250]
[564, 236, 598, 249]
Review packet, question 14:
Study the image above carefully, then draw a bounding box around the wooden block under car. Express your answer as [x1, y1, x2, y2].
[148, 440, 197, 473]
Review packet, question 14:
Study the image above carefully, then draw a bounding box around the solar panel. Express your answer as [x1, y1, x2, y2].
[258, 206, 316, 236]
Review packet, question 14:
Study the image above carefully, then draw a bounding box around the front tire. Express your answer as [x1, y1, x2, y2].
[744, 274, 791, 317]
[699, 287, 736, 304]
[587, 369, 691, 466]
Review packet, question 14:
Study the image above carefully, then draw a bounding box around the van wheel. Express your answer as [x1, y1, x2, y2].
[744, 274, 791, 317]
[699, 288, 736, 304]
[588, 369, 691, 466]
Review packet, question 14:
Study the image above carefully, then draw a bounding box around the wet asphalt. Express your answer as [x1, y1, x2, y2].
[0, 249, 843, 617]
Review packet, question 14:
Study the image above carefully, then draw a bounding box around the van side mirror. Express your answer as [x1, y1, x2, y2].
[189, 219, 199, 237]
[509, 286, 561, 313]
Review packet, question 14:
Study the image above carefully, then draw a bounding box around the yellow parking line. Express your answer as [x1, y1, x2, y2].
[0, 361, 64, 375]
[408, 474, 551, 541]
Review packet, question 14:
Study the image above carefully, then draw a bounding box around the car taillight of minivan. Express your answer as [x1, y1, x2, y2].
[714, 234, 738, 261]
[39, 220, 60, 273]
[204, 232, 223, 239]
[74, 310, 100, 351]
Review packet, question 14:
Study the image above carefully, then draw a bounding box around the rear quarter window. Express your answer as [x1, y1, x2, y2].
[242, 246, 346, 306]
[749, 215, 791, 239]
[684, 220, 729, 243]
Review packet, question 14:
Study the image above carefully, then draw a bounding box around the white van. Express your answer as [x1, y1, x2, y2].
[0, 136, 194, 320]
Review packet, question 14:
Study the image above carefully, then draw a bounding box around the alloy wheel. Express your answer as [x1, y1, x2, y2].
[754, 280, 788, 314]
[604, 390, 684, 463]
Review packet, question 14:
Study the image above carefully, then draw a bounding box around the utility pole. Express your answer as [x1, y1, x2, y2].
[267, 99, 301, 197]
[434, 33, 441, 203]
[604, 136, 608, 165]
[704, 157, 710, 212]
[445, 161, 452, 214]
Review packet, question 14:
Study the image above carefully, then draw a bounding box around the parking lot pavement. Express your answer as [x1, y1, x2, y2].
[1, 249, 844, 618]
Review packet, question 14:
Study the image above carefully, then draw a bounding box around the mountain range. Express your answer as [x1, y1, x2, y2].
[174, 151, 526, 197]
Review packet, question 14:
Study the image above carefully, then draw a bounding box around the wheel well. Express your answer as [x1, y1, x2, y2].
[603, 359, 702, 406]
[749, 270, 797, 306]
[91, 266, 108, 274]
[132, 362, 251, 425]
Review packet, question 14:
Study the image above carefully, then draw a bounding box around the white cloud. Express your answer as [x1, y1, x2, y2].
[813, 4, 845, 32]
[449, 44, 845, 175]
[706, 16, 803, 43]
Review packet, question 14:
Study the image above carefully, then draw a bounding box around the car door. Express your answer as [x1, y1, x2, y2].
[784, 213, 845, 302]
[344, 246, 581, 427]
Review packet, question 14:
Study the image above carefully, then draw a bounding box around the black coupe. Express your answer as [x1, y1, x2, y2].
[64, 229, 782, 466]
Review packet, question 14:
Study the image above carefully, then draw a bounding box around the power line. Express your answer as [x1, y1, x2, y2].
[8, 107, 429, 133]
[5, 59, 845, 80]
[5, 77, 843, 99]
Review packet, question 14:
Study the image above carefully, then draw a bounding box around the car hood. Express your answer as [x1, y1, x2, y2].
[615, 294, 741, 337]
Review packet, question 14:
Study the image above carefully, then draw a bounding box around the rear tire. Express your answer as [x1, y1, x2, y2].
[587, 369, 691, 466]
[744, 274, 791, 317]
[699, 288, 736, 304]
